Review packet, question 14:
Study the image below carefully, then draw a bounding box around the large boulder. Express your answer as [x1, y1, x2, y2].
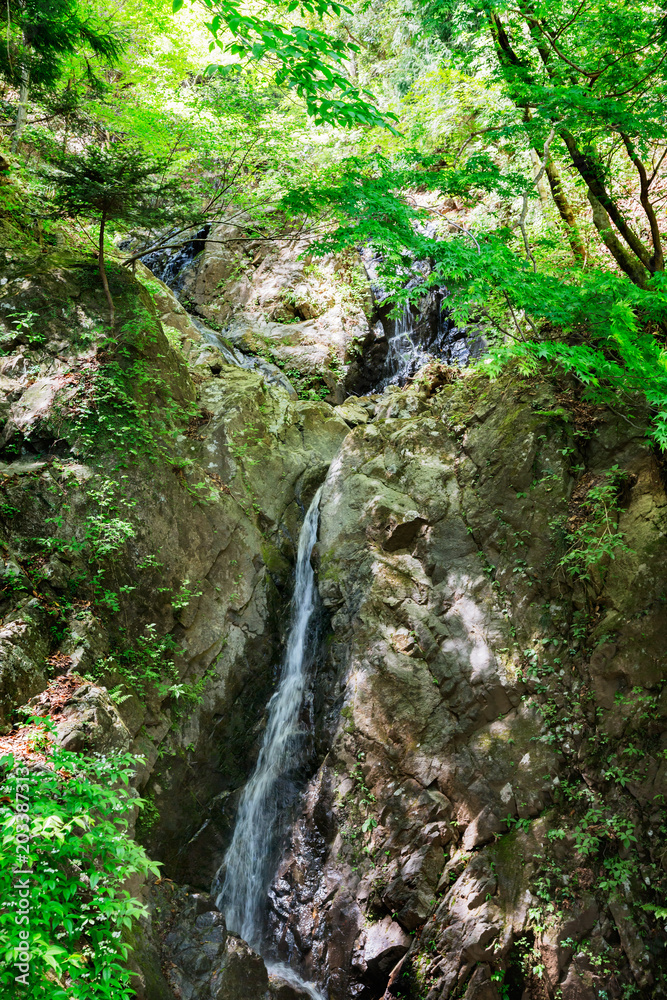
[156, 225, 373, 403]
[0, 600, 49, 729]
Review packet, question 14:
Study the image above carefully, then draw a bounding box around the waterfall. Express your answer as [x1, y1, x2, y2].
[380, 303, 432, 388]
[216, 487, 325, 996]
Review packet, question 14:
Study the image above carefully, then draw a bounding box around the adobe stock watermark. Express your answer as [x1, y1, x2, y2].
[11, 762, 32, 987]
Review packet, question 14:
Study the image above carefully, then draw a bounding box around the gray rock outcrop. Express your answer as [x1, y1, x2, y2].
[1, 251, 666, 1000]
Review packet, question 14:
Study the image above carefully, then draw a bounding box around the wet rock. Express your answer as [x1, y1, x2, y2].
[209, 938, 269, 1000]
[269, 984, 313, 1000]
[138, 884, 272, 1000]
[0, 256, 346, 885]
[267, 966, 323, 1000]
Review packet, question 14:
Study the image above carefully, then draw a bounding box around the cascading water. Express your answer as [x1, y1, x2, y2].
[215, 488, 326, 998]
[138, 224, 211, 291]
[380, 303, 433, 388]
[374, 296, 479, 391]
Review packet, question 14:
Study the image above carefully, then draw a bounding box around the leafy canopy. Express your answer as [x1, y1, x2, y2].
[423, 0, 667, 284]
[0, 0, 125, 90]
[174, 0, 398, 129]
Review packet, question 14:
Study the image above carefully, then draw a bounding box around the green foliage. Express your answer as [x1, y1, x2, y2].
[36, 474, 137, 612]
[105, 615, 209, 708]
[169, 663, 219, 719]
[63, 359, 153, 457]
[112, 623, 181, 698]
[491, 970, 510, 1000]
[0, 0, 125, 91]
[58, 314, 196, 460]
[599, 857, 636, 893]
[40, 476, 136, 564]
[44, 144, 195, 322]
[171, 578, 203, 612]
[569, 808, 637, 857]
[0, 724, 159, 999]
[477, 269, 667, 447]
[175, 0, 396, 129]
[281, 150, 526, 256]
[556, 467, 631, 581]
[255, 0, 667, 448]
[46, 144, 190, 232]
[423, 0, 667, 278]
[505, 814, 531, 833]
[0, 309, 43, 353]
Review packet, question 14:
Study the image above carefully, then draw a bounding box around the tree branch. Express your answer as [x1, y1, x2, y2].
[619, 132, 663, 271]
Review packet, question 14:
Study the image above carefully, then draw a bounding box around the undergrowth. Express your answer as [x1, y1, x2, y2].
[0, 719, 159, 999]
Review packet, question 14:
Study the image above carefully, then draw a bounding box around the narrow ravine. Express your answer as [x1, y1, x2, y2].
[214, 487, 326, 998]
[4, 2, 667, 996]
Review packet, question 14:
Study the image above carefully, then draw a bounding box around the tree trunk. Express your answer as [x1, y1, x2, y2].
[587, 192, 649, 288]
[557, 127, 652, 275]
[98, 212, 115, 330]
[11, 55, 30, 153]
[489, 10, 655, 284]
[542, 155, 587, 263]
[529, 149, 549, 207]
[494, 39, 585, 264]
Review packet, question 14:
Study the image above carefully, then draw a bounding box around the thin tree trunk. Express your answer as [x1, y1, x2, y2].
[529, 149, 549, 207]
[522, 5, 663, 276]
[512, 60, 586, 262]
[558, 127, 652, 273]
[620, 132, 664, 273]
[11, 56, 30, 153]
[542, 155, 587, 263]
[98, 212, 115, 330]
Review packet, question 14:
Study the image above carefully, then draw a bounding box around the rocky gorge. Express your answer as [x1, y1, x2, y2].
[1, 225, 667, 1000]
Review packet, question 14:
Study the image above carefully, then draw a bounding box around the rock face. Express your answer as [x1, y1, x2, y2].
[143, 225, 374, 404]
[134, 883, 319, 1000]
[1, 250, 667, 1000]
[0, 601, 49, 726]
[263, 379, 667, 999]
[132, 884, 272, 1000]
[0, 255, 350, 896]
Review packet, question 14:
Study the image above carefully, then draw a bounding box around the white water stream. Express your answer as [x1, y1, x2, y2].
[380, 303, 433, 388]
[216, 487, 325, 997]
